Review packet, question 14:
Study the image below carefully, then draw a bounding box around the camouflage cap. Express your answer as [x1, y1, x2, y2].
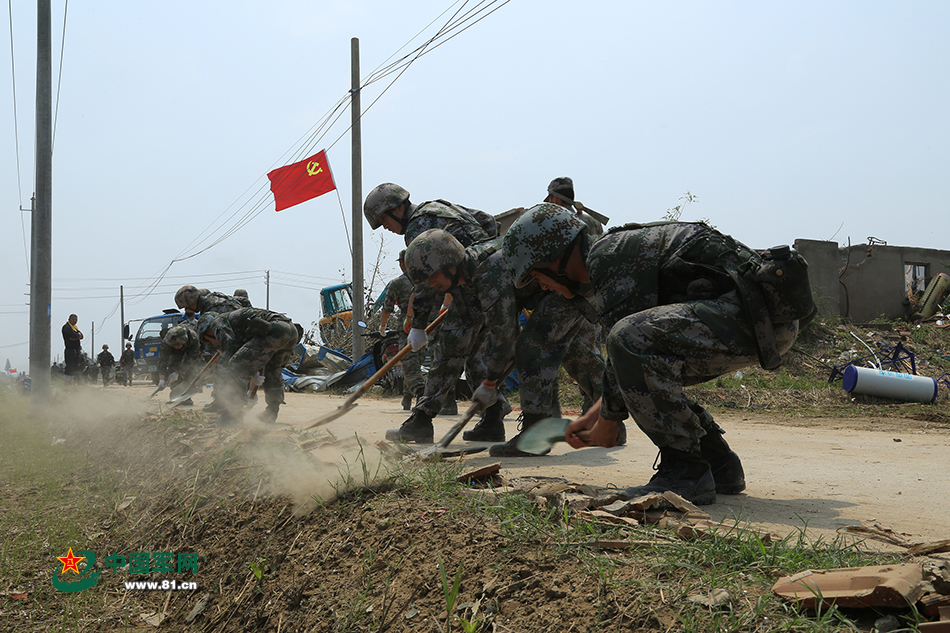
[404, 229, 466, 285]
[547, 177, 575, 205]
[503, 203, 587, 288]
[174, 285, 201, 310]
[164, 325, 190, 347]
[233, 288, 248, 299]
[363, 183, 410, 230]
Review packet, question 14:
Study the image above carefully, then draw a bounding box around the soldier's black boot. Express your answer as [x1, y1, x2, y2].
[691, 404, 746, 494]
[462, 401, 506, 442]
[385, 410, 434, 444]
[259, 389, 283, 424]
[401, 394, 413, 411]
[622, 447, 716, 506]
[438, 399, 458, 416]
[489, 412, 547, 457]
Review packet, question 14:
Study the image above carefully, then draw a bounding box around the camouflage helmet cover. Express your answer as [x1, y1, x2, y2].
[164, 325, 190, 347]
[175, 285, 201, 310]
[404, 229, 466, 286]
[503, 203, 587, 288]
[196, 313, 218, 340]
[363, 183, 410, 230]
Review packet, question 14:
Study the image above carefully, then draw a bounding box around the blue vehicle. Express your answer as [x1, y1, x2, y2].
[124, 309, 185, 384]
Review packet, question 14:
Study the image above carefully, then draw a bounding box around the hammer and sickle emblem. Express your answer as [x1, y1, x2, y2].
[306, 161, 324, 176]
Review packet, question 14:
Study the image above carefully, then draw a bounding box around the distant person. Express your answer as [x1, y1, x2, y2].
[544, 176, 607, 236]
[62, 314, 83, 384]
[97, 344, 115, 387]
[120, 342, 136, 387]
[378, 250, 425, 410]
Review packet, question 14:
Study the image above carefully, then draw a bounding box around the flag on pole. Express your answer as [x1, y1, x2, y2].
[267, 150, 337, 211]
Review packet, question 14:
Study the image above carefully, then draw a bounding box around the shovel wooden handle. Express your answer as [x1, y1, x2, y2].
[342, 309, 448, 406]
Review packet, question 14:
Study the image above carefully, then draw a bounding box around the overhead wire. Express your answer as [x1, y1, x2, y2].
[91, 0, 510, 328]
[51, 0, 67, 151]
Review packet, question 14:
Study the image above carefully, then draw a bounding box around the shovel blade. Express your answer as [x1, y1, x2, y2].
[167, 387, 201, 407]
[515, 418, 571, 455]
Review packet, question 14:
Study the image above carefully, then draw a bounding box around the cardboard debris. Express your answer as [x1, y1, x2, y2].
[921, 593, 950, 618]
[458, 462, 501, 484]
[674, 519, 781, 544]
[576, 509, 641, 528]
[909, 539, 950, 556]
[772, 564, 925, 608]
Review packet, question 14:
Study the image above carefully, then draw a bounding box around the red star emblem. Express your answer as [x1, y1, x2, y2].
[57, 548, 85, 575]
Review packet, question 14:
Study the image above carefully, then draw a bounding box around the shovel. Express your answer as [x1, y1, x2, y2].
[515, 418, 590, 455]
[149, 383, 165, 398]
[303, 310, 449, 430]
[411, 360, 518, 461]
[167, 352, 220, 407]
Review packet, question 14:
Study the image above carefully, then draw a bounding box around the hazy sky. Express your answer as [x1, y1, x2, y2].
[2, 1, 948, 373]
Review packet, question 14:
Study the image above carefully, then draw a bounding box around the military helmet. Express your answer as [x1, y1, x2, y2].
[175, 285, 201, 310]
[196, 313, 217, 340]
[164, 325, 190, 347]
[363, 183, 410, 230]
[503, 203, 587, 288]
[404, 229, 466, 286]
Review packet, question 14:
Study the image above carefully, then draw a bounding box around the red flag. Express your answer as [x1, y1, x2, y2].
[267, 150, 337, 211]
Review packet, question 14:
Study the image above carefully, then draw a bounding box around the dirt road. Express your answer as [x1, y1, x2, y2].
[209, 389, 947, 549]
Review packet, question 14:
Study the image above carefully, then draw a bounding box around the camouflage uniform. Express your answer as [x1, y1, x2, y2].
[403, 199, 493, 328]
[515, 288, 604, 417]
[587, 223, 800, 453]
[202, 308, 300, 423]
[157, 325, 202, 384]
[379, 273, 425, 399]
[195, 290, 250, 315]
[411, 237, 519, 418]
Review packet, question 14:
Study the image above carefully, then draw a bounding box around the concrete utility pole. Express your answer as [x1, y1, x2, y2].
[29, 0, 53, 402]
[350, 37, 364, 359]
[120, 285, 125, 345]
[265, 270, 270, 310]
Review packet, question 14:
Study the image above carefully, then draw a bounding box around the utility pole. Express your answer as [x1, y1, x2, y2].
[90, 321, 94, 357]
[120, 285, 125, 345]
[350, 37, 364, 359]
[265, 270, 270, 310]
[29, 0, 53, 402]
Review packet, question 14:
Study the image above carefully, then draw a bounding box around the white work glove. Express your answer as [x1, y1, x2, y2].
[168, 372, 180, 383]
[472, 380, 498, 409]
[157, 379, 166, 389]
[407, 327, 428, 352]
[252, 373, 265, 386]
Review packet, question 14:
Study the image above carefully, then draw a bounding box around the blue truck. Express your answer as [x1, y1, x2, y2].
[123, 309, 186, 384]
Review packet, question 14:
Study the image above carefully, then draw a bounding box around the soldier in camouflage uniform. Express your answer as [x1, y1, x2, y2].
[174, 285, 251, 318]
[478, 179, 611, 457]
[504, 203, 807, 505]
[175, 285, 252, 412]
[364, 182, 497, 419]
[197, 307, 300, 425]
[157, 324, 202, 395]
[378, 250, 426, 410]
[385, 229, 519, 443]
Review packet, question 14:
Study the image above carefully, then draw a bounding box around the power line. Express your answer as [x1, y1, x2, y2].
[51, 0, 67, 150]
[91, 1, 511, 326]
[6, 0, 22, 204]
